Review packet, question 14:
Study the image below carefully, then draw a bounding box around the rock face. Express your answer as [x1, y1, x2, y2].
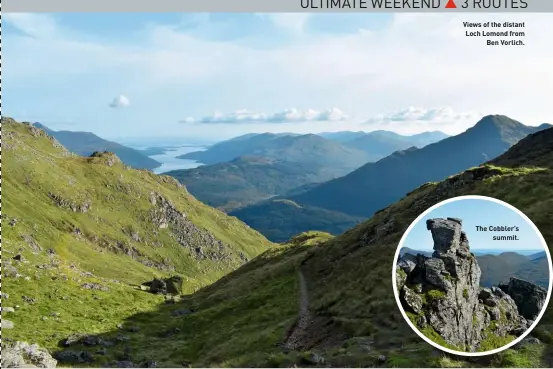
[1, 340, 58, 368]
[397, 217, 539, 352]
[499, 277, 547, 320]
[148, 192, 235, 262]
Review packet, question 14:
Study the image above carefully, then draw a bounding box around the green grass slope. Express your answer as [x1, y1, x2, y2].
[4, 117, 553, 368]
[1, 118, 274, 363]
[296, 130, 553, 367]
[91, 126, 553, 368]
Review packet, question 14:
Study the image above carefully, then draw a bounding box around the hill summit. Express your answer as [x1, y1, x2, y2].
[288, 115, 549, 218]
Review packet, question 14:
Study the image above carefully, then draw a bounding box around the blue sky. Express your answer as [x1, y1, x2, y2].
[3, 13, 552, 143]
[402, 199, 546, 252]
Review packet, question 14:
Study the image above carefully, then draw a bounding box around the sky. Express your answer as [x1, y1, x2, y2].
[3, 12, 552, 143]
[402, 199, 546, 252]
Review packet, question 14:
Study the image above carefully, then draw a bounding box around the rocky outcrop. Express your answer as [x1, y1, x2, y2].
[89, 151, 122, 167]
[1, 340, 58, 368]
[142, 276, 184, 295]
[48, 193, 91, 213]
[499, 277, 547, 320]
[397, 217, 539, 352]
[148, 192, 235, 262]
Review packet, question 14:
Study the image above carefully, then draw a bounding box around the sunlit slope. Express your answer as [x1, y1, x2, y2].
[1, 117, 273, 359]
[145, 127, 553, 367]
[298, 127, 553, 367]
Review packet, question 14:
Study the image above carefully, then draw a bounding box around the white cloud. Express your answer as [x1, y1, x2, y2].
[109, 95, 130, 108]
[363, 107, 484, 135]
[3, 13, 552, 138]
[366, 106, 481, 124]
[183, 108, 349, 124]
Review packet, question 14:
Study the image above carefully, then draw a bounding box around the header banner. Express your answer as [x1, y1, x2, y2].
[4, 0, 553, 13]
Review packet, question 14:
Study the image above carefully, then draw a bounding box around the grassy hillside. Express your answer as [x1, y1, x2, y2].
[229, 199, 364, 242]
[4, 117, 553, 368]
[1, 118, 274, 364]
[290, 115, 548, 218]
[81, 125, 553, 368]
[164, 156, 339, 212]
[294, 129, 553, 367]
[33, 123, 161, 170]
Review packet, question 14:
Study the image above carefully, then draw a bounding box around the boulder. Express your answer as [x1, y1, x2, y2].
[165, 276, 184, 295]
[402, 286, 423, 314]
[149, 278, 167, 294]
[54, 350, 94, 364]
[395, 266, 407, 291]
[426, 218, 463, 255]
[1, 341, 58, 368]
[499, 277, 547, 320]
[397, 253, 417, 274]
[144, 276, 184, 295]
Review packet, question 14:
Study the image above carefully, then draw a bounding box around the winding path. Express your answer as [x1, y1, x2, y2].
[284, 270, 312, 350]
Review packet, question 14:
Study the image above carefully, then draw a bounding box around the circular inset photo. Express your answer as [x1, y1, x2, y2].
[393, 195, 552, 356]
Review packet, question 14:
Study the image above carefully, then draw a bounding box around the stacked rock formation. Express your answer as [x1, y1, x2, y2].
[396, 217, 546, 352]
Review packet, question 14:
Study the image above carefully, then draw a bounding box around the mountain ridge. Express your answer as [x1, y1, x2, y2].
[288, 115, 549, 218]
[32, 122, 162, 170]
[163, 155, 342, 212]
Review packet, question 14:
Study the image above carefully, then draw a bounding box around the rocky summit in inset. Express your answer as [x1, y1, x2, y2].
[396, 217, 547, 352]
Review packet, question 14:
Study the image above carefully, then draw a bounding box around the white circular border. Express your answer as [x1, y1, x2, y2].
[392, 195, 553, 357]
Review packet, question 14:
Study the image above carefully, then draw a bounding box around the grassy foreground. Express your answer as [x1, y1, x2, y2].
[1, 118, 274, 366]
[3, 118, 553, 368]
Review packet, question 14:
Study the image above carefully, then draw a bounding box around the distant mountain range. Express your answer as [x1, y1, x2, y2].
[335, 130, 450, 161]
[168, 130, 450, 214]
[401, 247, 549, 289]
[177, 133, 369, 176]
[32, 123, 161, 170]
[177, 130, 449, 174]
[400, 247, 546, 257]
[230, 116, 550, 240]
[287, 115, 551, 218]
[318, 131, 367, 143]
[163, 156, 342, 211]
